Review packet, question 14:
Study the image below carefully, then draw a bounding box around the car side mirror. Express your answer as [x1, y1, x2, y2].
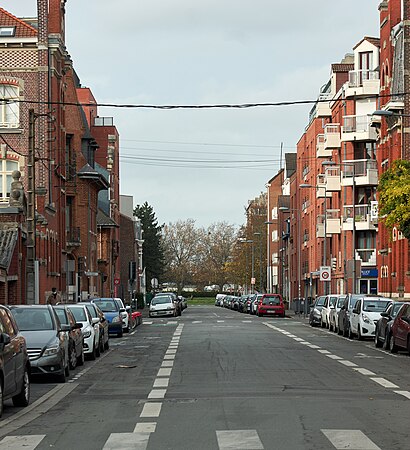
[126, 306, 131, 312]
[0, 332, 11, 347]
[74, 322, 83, 329]
[380, 312, 390, 318]
[92, 317, 100, 325]
[120, 308, 126, 313]
[60, 324, 71, 332]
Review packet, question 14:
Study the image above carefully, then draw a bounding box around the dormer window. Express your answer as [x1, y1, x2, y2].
[0, 27, 15, 37]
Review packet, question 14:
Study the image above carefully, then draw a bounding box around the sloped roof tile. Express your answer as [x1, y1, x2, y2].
[0, 8, 37, 38]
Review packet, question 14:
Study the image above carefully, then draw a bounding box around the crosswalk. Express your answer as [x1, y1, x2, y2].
[0, 429, 382, 449]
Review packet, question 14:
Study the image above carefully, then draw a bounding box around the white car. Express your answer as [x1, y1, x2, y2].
[114, 298, 130, 332]
[320, 295, 339, 328]
[329, 295, 347, 332]
[350, 297, 392, 340]
[149, 296, 176, 317]
[69, 305, 101, 359]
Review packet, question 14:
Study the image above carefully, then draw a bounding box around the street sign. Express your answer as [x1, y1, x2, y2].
[114, 278, 120, 286]
[151, 278, 159, 288]
[320, 266, 331, 281]
[251, 277, 256, 285]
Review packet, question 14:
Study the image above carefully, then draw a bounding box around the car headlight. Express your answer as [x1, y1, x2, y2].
[362, 314, 370, 323]
[112, 315, 122, 323]
[43, 346, 59, 356]
[83, 328, 92, 338]
[313, 308, 320, 316]
[167, 306, 174, 310]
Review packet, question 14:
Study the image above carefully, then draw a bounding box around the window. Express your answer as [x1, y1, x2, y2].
[271, 207, 278, 220]
[272, 230, 278, 242]
[0, 27, 15, 37]
[0, 158, 19, 201]
[0, 84, 19, 128]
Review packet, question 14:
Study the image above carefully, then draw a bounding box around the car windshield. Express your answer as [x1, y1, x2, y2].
[152, 298, 172, 305]
[316, 297, 326, 307]
[363, 300, 391, 312]
[11, 308, 54, 331]
[329, 297, 338, 307]
[54, 308, 68, 325]
[337, 297, 346, 307]
[391, 303, 403, 317]
[85, 305, 97, 318]
[262, 296, 280, 305]
[69, 307, 87, 322]
[93, 300, 118, 312]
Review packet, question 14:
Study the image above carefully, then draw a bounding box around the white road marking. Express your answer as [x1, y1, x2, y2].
[103, 432, 150, 449]
[163, 354, 175, 360]
[318, 349, 331, 354]
[165, 349, 177, 355]
[148, 389, 166, 399]
[161, 360, 174, 367]
[287, 334, 297, 338]
[158, 368, 172, 377]
[140, 402, 162, 418]
[242, 320, 252, 323]
[338, 360, 358, 367]
[217, 320, 225, 323]
[144, 321, 153, 325]
[293, 337, 305, 342]
[370, 377, 399, 389]
[306, 344, 321, 349]
[299, 341, 311, 345]
[192, 321, 202, 324]
[0, 435, 46, 450]
[353, 368, 376, 376]
[134, 422, 156, 433]
[394, 390, 410, 400]
[154, 378, 169, 388]
[216, 430, 263, 449]
[322, 429, 381, 450]
[326, 354, 342, 360]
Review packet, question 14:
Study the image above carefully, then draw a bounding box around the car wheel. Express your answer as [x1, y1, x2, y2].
[357, 326, 363, 341]
[0, 380, 4, 418]
[57, 369, 66, 383]
[117, 330, 123, 338]
[89, 342, 96, 360]
[124, 326, 129, 333]
[64, 359, 70, 377]
[99, 336, 105, 354]
[68, 344, 77, 370]
[77, 347, 85, 366]
[407, 336, 410, 356]
[104, 338, 110, 350]
[375, 328, 383, 348]
[12, 366, 30, 407]
[95, 339, 101, 357]
[348, 324, 354, 340]
[389, 334, 398, 353]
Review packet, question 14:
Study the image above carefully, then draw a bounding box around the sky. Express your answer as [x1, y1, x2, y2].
[2, 1, 380, 227]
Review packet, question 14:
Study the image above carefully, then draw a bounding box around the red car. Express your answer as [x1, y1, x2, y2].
[389, 302, 410, 354]
[256, 294, 285, 317]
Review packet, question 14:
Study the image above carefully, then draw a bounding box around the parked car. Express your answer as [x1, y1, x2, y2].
[215, 294, 225, 306]
[388, 302, 410, 354]
[350, 297, 392, 340]
[82, 302, 110, 351]
[320, 294, 339, 328]
[149, 296, 177, 317]
[309, 296, 327, 327]
[91, 298, 124, 337]
[256, 294, 285, 317]
[250, 294, 263, 315]
[244, 295, 254, 314]
[337, 294, 363, 337]
[375, 301, 404, 348]
[154, 293, 181, 316]
[53, 305, 84, 369]
[10, 305, 70, 382]
[178, 296, 188, 310]
[68, 304, 100, 360]
[114, 298, 130, 333]
[329, 295, 347, 333]
[0, 305, 31, 417]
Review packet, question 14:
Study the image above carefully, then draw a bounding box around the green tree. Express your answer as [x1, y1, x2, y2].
[378, 159, 410, 239]
[134, 202, 164, 291]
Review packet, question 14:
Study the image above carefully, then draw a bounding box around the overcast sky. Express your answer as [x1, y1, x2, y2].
[3, 1, 379, 227]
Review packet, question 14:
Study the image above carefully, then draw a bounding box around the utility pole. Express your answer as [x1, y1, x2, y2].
[27, 109, 36, 304]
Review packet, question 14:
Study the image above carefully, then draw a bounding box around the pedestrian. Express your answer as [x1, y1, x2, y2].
[47, 287, 62, 305]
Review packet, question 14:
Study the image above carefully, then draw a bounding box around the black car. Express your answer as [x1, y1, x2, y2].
[374, 301, 403, 348]
[0, 305, 31, 417]
[309, 296, 327, 326]
[53, 305, 84, 369]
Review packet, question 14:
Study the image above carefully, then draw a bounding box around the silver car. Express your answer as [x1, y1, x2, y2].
[149, 296, 176, 317]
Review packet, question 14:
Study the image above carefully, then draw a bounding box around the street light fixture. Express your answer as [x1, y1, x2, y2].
[239, 238, 253, 294]
[253, 232, 262, 293]
[264, 221, 274, 293]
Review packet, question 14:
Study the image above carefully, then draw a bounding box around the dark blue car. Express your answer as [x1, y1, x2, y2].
[91, 298, 123, 337]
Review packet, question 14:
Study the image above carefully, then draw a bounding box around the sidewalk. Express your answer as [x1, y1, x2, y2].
[286, 309, 309, 321]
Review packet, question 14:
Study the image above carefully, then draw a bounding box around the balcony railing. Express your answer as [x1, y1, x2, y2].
[341, 159, 378, 186]
[316, 134, 332, 158]
[324, 124, 341, 149]
[66, 227, 81, 247]
[342, 205, 377, 231]
[355, 248, 377, 267]
[348, 70, 379, 88]
[316, 174, 331, 198]
[341, 115, 378, 141]
[324, 167, 341, 191]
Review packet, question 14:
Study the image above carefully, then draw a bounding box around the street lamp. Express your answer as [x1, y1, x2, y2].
[278, 207, 301, 307]
[265, 221, 274, 293]
[254, 232, 262, 293]
[239, 238, 253, 294]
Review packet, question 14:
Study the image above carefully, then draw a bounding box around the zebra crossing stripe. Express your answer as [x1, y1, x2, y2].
[322, 429, 381, 450]
[216, 430, 263, 449]
[103, 432, 150, 449]
[0, 435, 46, 450]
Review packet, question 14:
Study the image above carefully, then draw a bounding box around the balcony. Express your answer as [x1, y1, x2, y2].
[316, 210, 341, 237]
[316, 174, 331, 198]
[341, 159, 378, 186]
[341, 115, 378, 142]
[66, 227, 81, 248]
[324, 124, 341, 149]
[324, 167, 341, 191]
[316, 134, 332, 158]
[342, 205, 378, 231]
[345, 70, 380, 98]
[355, 248, 377, 267]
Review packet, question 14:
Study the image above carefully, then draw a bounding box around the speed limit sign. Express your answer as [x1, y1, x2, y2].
[320, 266, 331, 281]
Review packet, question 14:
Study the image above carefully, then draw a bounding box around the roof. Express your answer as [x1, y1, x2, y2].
[353, 36, 380, 50]
[0, 8, 37, 38]
[0, 228, 17, 270]
[97, 209, 118, 228]
[285, 153, 296, 178]
[331, 63, 354, 73]
[77, 164, 109, 190]
[267, 168, 284, 185]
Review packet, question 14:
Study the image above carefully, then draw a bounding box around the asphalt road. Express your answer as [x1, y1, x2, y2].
[0, 305, 409, 450]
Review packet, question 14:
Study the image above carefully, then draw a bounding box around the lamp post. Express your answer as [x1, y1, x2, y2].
[254, 232, 262, 293]
[278, 207, 301, 307]
[239, 238, 253, 294]
[265, 221, 274, 293]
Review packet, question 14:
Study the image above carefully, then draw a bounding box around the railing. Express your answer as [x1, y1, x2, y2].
[66, 227, 81, 245]
[356, 248, 377, 265]
[342, 115, 372, 133]
[325, 123, 340, 135]
[343, 205, 370, 222]
[341, 159, 378, 178]
[348, 69, 379, 88]
[317, 134, 325, 145]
